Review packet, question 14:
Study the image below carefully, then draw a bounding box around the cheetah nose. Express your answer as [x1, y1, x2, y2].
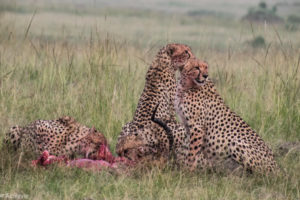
[203, 74, 208, 79]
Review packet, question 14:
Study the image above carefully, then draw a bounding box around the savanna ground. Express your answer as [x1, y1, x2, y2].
[0, 0, 299, 199]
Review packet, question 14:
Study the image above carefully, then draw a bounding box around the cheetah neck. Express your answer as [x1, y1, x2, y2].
[149, 47, 172, 71]
[175, 79, 220, 127]
[175, 80, 186, 124]
[133, 47, 176, 124]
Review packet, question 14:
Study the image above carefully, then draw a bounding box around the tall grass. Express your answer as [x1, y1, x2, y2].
[0, 2, 299, 199]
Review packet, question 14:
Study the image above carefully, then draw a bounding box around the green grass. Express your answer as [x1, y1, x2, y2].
[0, 1, 300, 199]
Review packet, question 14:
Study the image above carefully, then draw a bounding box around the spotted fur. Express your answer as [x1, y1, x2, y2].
[116, 44, 194, 163]
[176, 59, 279, 173]
[4, 116, 107, 159]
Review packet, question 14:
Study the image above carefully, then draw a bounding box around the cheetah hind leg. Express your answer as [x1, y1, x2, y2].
[192, 151, 242, 174]
[229, 142, 279, 174]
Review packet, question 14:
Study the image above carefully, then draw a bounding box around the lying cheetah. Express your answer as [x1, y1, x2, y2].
[116, 104, 188, 164]
[4, 116, 107, 159]
[175, 58, 279, 173]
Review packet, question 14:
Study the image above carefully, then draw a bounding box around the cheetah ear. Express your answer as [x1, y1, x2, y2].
[89, 126, 96, 134]
[166, 44, 176, 56]
[59, 116, 76, 125]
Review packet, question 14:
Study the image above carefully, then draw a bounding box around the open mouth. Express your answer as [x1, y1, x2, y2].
[195, 78, 205, 84]
[174, 58, 184, 64]
[173, 55, 189, 66]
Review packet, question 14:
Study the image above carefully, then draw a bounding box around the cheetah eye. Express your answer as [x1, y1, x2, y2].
[185, 50, 190, 58]
[124, 149, 128, 155]
[168, 48, 174, 55]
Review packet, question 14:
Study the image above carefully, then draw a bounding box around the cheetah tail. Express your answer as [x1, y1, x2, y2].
[151, 104, 174, 152]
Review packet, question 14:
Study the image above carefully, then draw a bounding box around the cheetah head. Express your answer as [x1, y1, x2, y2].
[166, 43, 195, 70]
[80, 127, 108, 159]
[180, 58, 209, 89]
[116, 134, 159, 163]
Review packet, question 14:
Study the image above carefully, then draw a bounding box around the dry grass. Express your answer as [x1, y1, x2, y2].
[0, 1, 299, 199]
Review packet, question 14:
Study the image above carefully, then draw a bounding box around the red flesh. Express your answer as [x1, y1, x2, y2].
[32, 145, 134, 171]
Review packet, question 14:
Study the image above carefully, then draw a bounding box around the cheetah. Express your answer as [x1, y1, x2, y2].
[132, 43, 194, 125]
[116, 44, 194, 162]
[175, 58, 279, 173]
[116, 104, 188, 165]
[4, 116, 107, 159]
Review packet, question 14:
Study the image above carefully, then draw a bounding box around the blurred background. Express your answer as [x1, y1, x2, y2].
[1, 0, 300, 50]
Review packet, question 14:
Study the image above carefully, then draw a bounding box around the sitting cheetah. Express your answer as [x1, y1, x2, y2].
[175, 58, 279, 173]
[116, 44, 194, 162]
[4, 116, 107, 159]
[132, 43, 194, 126]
